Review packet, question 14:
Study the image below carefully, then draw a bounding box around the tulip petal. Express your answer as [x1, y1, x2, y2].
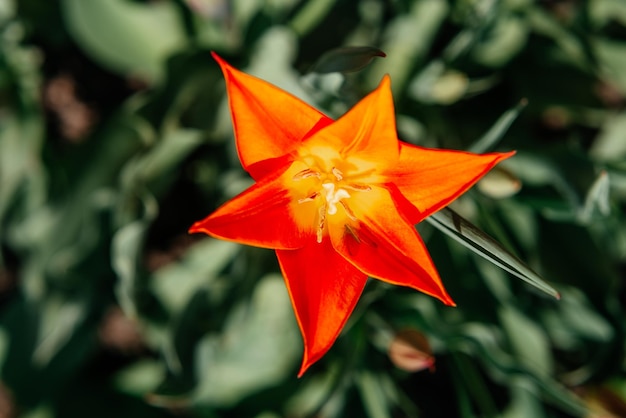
[213, 53, 331, 179]
[329, 186, 455, 306]
[276, 242, 367, 376]
[189, 166, 315, 250]
[388, 143, 515, 222]
[306, 75, 399, 165]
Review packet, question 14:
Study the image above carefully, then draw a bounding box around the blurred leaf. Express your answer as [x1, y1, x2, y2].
[499, 306, 552, 376]
[409, 61, 468, 104]
[468, 99, 527, 154]
[0, 327, 7, 365]
[542, 287, 613, 347]
[356, 371, 392, 418]
[151, 238, 238, 314]
[192, 274, 301, 407]
[501, 380, 546, 418]
[61, 0, 186, 82]
[594, 37, 626, 94]
[289, 0, 336, 36]
[367, 0, 449, 94]
[426, 207, 560, 299]
[114, 360, 165, 397]
[578, 170, 610, 223]
[473, 15, 529, 68]
[112, 192, 158, 318]
[590, 112, 626, 163]
[33, 297, 86, 366]
[309, 47, 386, 74]
[526, 6, 589, 68]
[19, 405, 54, 418]
[285, 364, 347, 417]
[590, 0, 626, 29]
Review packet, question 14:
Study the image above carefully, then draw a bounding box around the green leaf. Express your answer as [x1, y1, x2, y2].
[472, 15, 529, 68]
[356, 371, 392, 418]
[113, 360, 165, 397]
[367, 0, 449, 94]
[499, 306, 552, 376]
[578, 170, 610, 223]
[590, 112, 626, 162]
[151, 238, 239, 314]
[309, 47, 386, 74]
[61, 0, 186, 82]
[426, 207, 560, 299]
[192, 275, 301, 407]
[111, 192, 158, 318]
[501, 380, 546, 418]
[468, 99, 527, 153]
[33, 296, 86, 366]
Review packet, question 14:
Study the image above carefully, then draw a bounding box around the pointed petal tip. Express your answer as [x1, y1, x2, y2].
[210, 50, 223, 63]
[496, 150, 516, 162]
[379, 74, 392, 90]
[211, 51, 231, 73]
[296, 363, 308, 378]
[296, 351, 319, 378]
[188, 221, 205, 235]
[432, 289, 456, 307]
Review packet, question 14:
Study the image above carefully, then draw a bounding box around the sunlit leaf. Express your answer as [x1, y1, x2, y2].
[114, 360, 165, 397]
[426, 207, 560, 299]
[192, 275, 301, 407]
[309, 46, 386, 74]
[61, 0, 186, 81]
[151, 238, 238, 314]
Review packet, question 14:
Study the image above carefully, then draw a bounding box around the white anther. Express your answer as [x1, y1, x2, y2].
[322, 183, 350, 215]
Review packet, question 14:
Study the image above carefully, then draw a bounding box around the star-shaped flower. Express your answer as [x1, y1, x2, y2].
[191, 53, 514, 376]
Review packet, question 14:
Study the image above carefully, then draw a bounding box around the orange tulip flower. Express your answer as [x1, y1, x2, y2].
[191, 53, 514, 376]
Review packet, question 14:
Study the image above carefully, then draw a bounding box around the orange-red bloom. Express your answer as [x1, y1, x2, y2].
[190, 53, 514, 376]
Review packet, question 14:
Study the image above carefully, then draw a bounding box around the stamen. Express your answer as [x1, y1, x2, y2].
[340, 201, 357, 221]
[322, 183, 350, 215]
[345, 183, 371, 192]
[316, 205, 326, 243]
[293, 168, 320, 181]
[331, 167, 344, 181]
[298, 192, 319, 204]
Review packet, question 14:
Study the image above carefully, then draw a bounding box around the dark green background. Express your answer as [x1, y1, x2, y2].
[1, 0, 625, 417]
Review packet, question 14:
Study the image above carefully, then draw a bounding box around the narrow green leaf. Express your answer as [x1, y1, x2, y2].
[426, 207, 560, 299]
[356, 371, 392, 418]
[468, 99, 527, 153]
[310, 47, 386, 74]
[578, 170, 610, 223]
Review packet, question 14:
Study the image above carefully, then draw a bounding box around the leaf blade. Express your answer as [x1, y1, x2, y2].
[426, 207, 560, 299]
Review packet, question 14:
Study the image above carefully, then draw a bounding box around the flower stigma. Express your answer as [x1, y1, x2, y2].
[293, 165, 370, 243]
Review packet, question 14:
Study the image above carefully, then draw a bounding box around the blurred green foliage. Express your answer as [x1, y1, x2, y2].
[1, 0, 625, 417]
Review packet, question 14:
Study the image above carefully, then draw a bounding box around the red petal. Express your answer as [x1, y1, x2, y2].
[276, 241, 367, 376]
[213, 53, 331, 179]
[189, 166, 314, 250]
[387, 143, 515, 222]
[305, 75, 399, 165]
[328, 186, 455, 306]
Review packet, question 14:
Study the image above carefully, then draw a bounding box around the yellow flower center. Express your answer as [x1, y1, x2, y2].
[292, 164, 370, 243]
